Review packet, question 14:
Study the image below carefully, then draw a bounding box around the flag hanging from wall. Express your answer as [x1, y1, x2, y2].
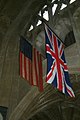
[19, 36, 43, 92]
[44, 24, 75, 97]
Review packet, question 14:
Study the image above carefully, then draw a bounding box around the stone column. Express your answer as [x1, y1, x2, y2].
[73, 7, 80, 55]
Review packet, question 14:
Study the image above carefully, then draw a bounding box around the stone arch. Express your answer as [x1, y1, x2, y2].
[53, 17, 73, 42]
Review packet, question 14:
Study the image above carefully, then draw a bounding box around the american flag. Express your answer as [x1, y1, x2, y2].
[45, 24, 75, 97]
[20, 36, 43, 92]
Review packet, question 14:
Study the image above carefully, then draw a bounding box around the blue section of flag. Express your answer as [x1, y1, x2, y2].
[52, 74, 57, 88]
[20, 36, 32, 60]
[61, 51, 66, 64]
[47, 53, 53, 74]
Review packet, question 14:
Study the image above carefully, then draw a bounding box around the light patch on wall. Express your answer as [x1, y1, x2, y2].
[36, 20, 42, 26]
[70, 0, 76, 4]
[52, 4, 58, 15]
[43, 11, 49, 21]
[29, 25, 33, 31]
[60, 3, 67, 10]
[38, 11, 41, 16]
[51, 0, 55, 3]
[43, 5, 47, 9]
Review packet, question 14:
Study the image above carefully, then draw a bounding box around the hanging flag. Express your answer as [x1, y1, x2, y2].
[19, 36, 43, 92]
[44, 24, 75, 97]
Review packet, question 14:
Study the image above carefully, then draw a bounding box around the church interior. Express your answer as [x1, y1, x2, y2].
[0, 0, 80, 120]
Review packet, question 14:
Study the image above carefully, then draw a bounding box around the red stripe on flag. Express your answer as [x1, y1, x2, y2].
[20, 43, 43, 92]
[30, 60, 33, 85]
[24, 56, 27, 79]
[46, 71, 52, 82]
[52, 62, 55, 71]
[26, 57, 29, 82]
[53, 34, 62, 91]
[32, 49, 37, 86]
[66, 87, 74, 97]
[28, 59, 31, 84]
[20, 52, 23, 77]
[60, 44, 64, 56]
[39, 54, 43, 92]
[46, 62, 56, 82]
[46, 45, 56, 58]
[59, 59, 68, 70]
[25, 57, 32, 84]
[22, 53, 25, 78]
[33, 48, 38, 86]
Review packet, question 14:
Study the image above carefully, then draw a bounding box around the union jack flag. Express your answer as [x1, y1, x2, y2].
[45, 24, 75, 97]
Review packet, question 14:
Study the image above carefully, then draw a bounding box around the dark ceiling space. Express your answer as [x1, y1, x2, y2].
[0, 0, 80, 120]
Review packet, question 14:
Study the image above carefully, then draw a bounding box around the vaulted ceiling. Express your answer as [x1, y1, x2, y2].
[0, 0, 80, 120]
